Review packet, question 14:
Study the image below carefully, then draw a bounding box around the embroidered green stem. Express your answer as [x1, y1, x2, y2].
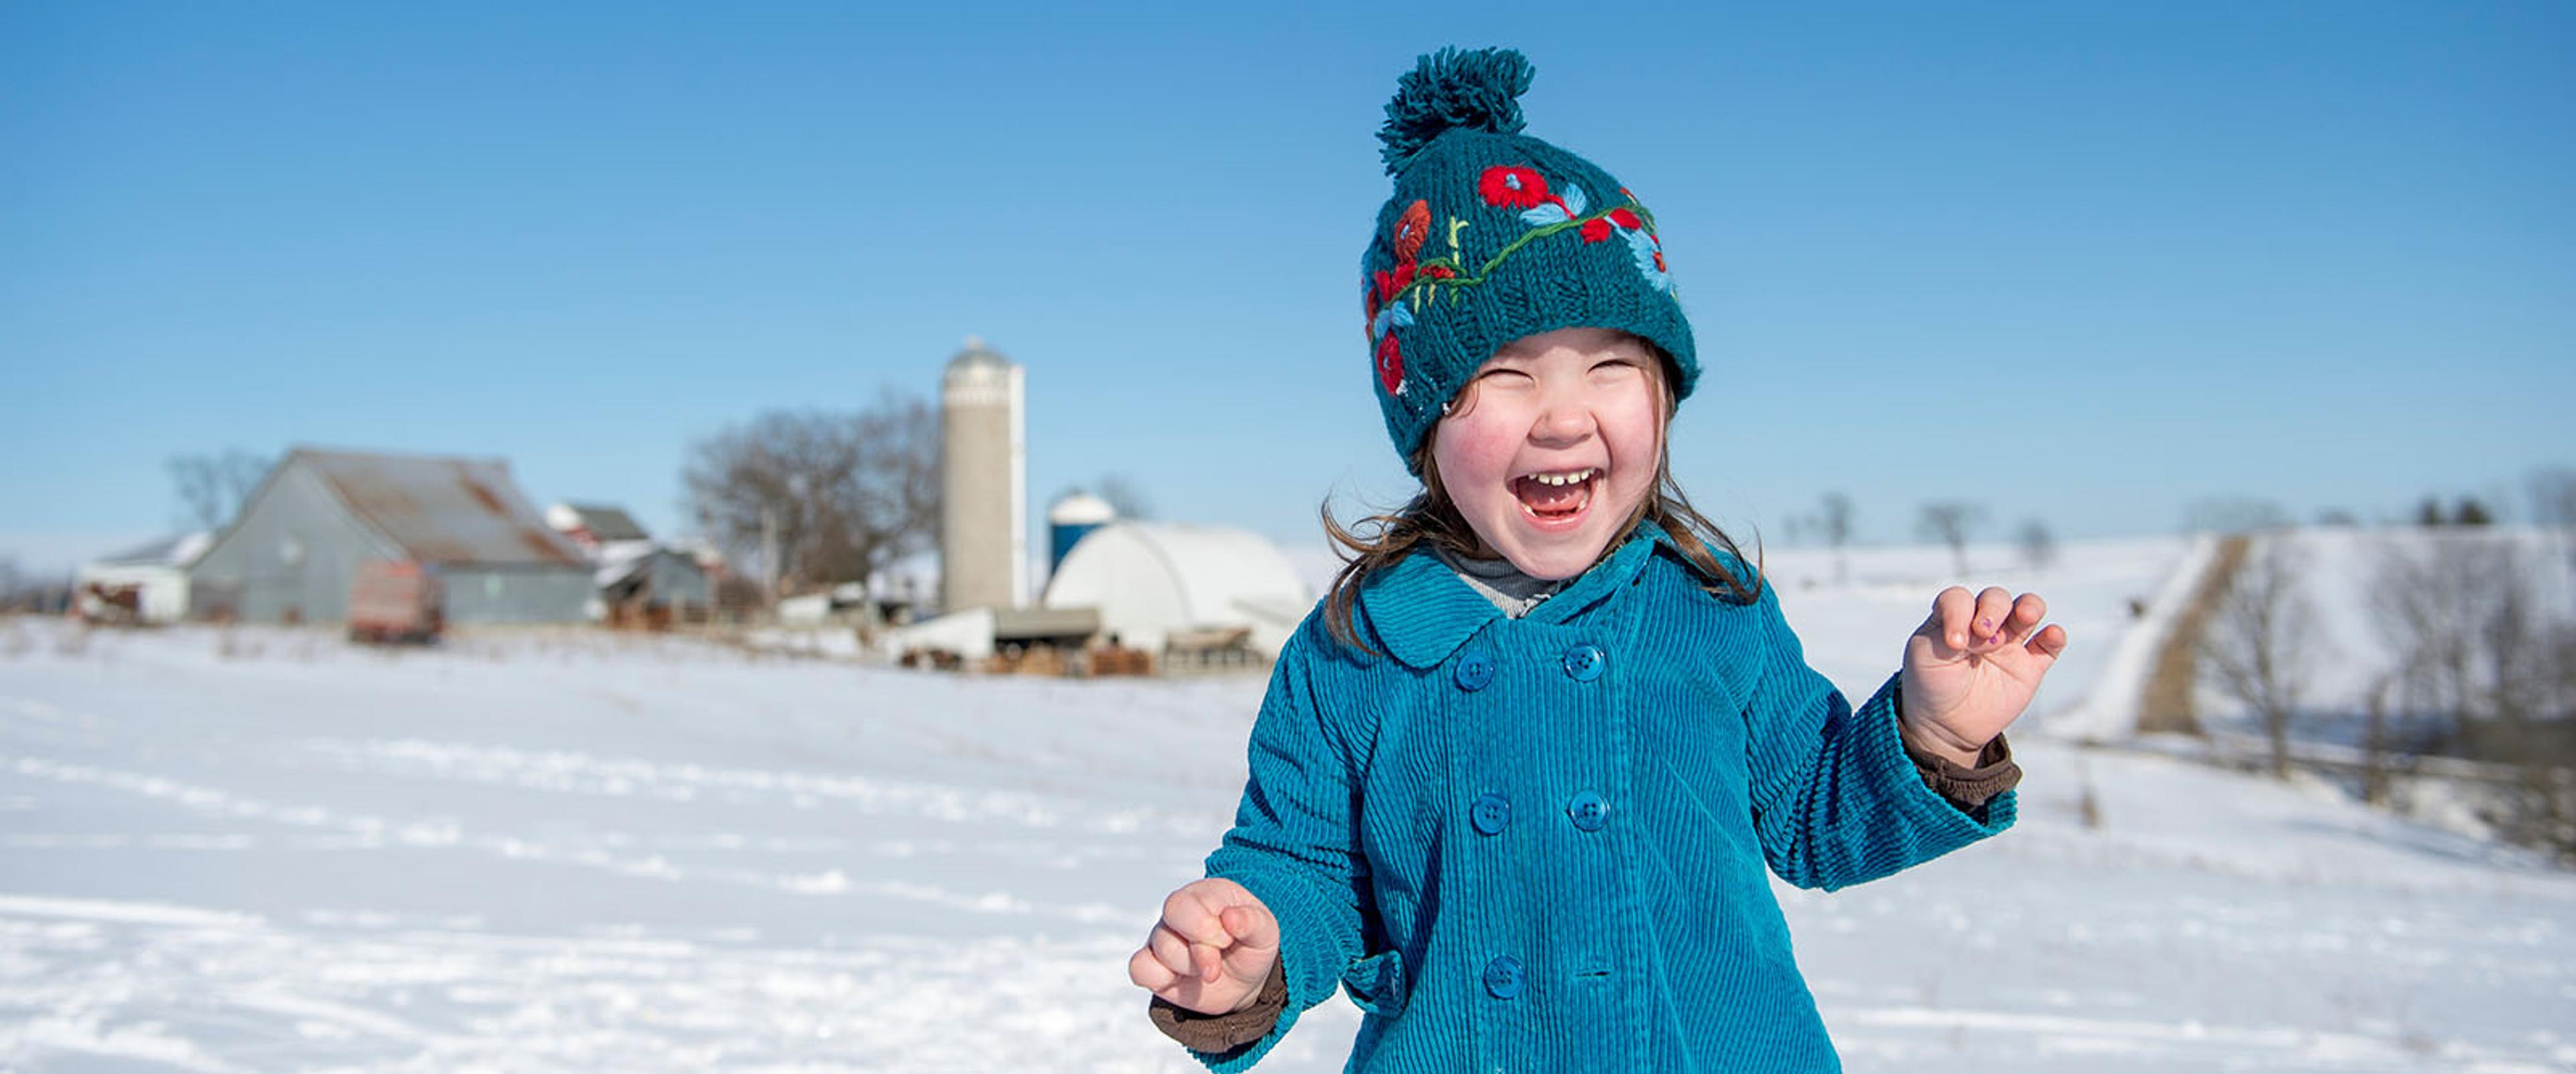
[1389, 196, 1652, 309]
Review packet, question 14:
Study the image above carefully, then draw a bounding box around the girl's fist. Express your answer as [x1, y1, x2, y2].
[1127, 878, 1280, 1016]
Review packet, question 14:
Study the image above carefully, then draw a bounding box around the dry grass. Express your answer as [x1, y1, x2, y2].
[2137, 533, 2250, 736]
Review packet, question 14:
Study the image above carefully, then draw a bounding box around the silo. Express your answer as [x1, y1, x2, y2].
[939, 336, 1026, 612]
[1046, 490, 1116, 576]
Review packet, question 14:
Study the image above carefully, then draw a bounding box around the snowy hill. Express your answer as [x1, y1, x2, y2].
[1, 534, 2571, 1072]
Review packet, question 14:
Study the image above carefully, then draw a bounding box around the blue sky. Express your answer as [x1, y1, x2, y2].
[5, 1, 2571, 572]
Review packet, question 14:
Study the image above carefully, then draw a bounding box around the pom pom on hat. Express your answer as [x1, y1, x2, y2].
[1377, 46, 1534, 175]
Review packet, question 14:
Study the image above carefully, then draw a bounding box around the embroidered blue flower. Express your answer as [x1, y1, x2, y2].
[1621, 225, 1672, 292]
[1372, 300, 1415, 339]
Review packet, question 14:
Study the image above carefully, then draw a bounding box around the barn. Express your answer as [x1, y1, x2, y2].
[187, 448, 594, 625]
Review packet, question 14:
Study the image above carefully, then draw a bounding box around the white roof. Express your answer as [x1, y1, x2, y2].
[943, 335, 1014, 377]
[1040, 521, 1311, 657]
[95, 531, 213, 568]
[1048, 492, 1116, 526]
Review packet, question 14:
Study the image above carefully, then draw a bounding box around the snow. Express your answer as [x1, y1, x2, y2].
[2, 534, 2573, 1072]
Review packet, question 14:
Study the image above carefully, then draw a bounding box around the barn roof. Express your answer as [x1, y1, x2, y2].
[97, 531, 213, 568]
[296, 448, 587, 567]
[555, 502, 651, 543]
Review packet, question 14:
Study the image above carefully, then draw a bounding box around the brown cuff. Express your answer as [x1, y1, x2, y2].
[1148, 957, 1289, 1054]
[1907, 731, 2023, 809]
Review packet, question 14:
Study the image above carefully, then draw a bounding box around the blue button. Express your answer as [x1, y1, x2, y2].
[1454, 648, 1495, 692]
[1483, 955, 1525, 999]
[1567, 790, 1610, 833]
[1471, 792, 1511, 836]
[1563, 644, 1606, 682]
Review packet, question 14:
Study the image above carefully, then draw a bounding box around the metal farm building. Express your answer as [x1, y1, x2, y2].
[189, 448, 594, 625]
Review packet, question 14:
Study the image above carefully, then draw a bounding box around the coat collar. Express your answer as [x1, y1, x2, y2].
[1359, 521, 1680, 669]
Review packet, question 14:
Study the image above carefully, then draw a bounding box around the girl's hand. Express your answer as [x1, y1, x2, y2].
[1127, 878, 1280, 1016]
[1899, 587, 2069, 765]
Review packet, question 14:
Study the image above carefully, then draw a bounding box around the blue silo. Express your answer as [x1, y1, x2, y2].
[1048, 491, 1117, 575]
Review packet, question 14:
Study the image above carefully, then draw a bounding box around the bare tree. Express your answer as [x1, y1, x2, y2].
[2531, 466, 2576, 572]
[1095, 472, 1154, 521]
[2370, 532, 2576, 859]
[2533, 467, 2576, 527]
[2371, 533, 2514, 745]
[1819, 492, 1853, 584]
[682, 391, 939, 596]
[2201, 538, 2318, 779]
[2015, 518, 2057, 572]
[168, 449, 273, 531]
[1916, 501, 1984, 577]
[2359, 675, 2398, 806]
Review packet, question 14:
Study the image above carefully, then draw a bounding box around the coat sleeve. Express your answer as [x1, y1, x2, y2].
[1187, 628, 1371, 1071]
[1740, 584, 2015, 891]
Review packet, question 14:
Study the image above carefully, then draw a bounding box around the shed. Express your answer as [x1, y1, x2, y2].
[595, 543, 711, 624]
[188, 447, 594, 625]
[1039, 521, 1312, 659]
[75, 532, 211, 625]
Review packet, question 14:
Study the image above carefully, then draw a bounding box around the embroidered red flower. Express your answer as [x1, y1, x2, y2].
[1580, 218, 1613, 244]
[1393, 199, 1431, 263]
[1424, 264, 1456, 279]
[1478, 165, 1551, 210]
[1609, 208, 1642, 229]
[1375, 333, 1404, 394]
[1374, 263, 1417, 304]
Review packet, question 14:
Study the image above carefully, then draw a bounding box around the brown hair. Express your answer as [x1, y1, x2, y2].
[1320, 349, 1762, 656]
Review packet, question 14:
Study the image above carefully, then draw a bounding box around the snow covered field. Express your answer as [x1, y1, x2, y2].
[3, 536, 2573, 1072]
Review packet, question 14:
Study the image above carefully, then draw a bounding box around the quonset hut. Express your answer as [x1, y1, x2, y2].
[188, 448, 593, 625]
[1039, 521, 1311, 660]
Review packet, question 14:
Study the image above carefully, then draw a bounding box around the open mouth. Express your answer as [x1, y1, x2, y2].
[1511, 467, 1600, 525]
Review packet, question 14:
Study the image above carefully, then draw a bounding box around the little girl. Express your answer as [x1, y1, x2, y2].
[1128, 48, 2066, 1072]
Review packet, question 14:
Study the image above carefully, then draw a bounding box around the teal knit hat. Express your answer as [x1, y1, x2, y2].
[1362, 47, 1698, 474]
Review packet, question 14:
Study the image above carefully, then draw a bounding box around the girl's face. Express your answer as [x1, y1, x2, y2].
[1431, 327, 1664, 581]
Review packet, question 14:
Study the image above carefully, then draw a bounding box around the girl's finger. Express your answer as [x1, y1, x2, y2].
[1192, 941, 1224, 984]
[1149, 924, 1196, 979]
[1128, 946, 1178, 991]
[1220, 904, 1280, 952]
[1927, 586, 1974, 650]
[1163, 888, 1229, 948]
[2010, 592, 2048, 633]
[2024, 623, 2069, 663]
[1971, 587, 2013, 649]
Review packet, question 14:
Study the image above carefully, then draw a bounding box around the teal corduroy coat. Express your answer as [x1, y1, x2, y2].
[1191, 523, 2015, 1072]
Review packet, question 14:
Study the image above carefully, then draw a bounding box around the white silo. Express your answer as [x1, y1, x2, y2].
[940, 336, 1026, 612]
